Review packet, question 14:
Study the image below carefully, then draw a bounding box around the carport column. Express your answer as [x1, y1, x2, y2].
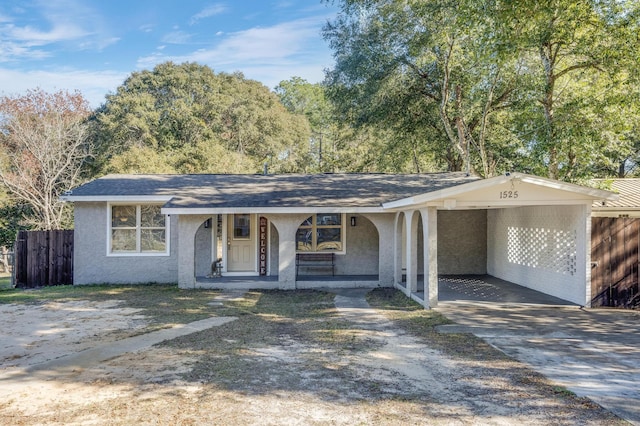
[405, 210, 418, 296]
[393, 213, 404, 289]
[420, 207, 438, 308]
[177, 214, 211, 289]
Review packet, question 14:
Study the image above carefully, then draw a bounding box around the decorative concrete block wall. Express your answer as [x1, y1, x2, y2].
[487, 205, 589, 305]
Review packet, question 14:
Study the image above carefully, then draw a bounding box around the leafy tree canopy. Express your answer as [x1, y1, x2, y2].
[91, 62, 312, 174]
[323, 0, 640, 180]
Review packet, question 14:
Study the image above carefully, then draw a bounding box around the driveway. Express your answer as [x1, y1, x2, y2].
[437, 276, 640, 425]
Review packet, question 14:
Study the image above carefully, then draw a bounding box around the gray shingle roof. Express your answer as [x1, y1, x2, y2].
[592, 178, 640, 210]
[68, 173, 479, 209]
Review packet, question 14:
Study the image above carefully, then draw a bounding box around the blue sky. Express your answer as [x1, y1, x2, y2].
[0, 1, 338, 107]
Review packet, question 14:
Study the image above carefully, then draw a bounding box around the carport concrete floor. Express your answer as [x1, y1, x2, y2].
[437, 275, 640, 425]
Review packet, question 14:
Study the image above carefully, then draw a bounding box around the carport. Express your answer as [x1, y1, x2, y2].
[383, 173, 617, 308]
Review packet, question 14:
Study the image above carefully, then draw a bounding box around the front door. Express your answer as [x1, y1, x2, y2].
[227, 214, 256, 272]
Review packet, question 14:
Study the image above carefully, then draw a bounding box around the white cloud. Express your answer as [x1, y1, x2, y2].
[0, 67, 127, 107]
[162, 30, 192, 44]
[7, 23, 89, 45]
[136, 16, 334, 89]
[0, 0, 119, 60]
[139, 17, 324, 67]
[190, 4, 227, 25]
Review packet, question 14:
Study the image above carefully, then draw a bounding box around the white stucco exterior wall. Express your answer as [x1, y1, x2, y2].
[487, 205, 590, 305]
[74, 202, 179, 285]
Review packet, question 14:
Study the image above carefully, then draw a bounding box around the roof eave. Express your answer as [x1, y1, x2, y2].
[382, 173, 618, 210]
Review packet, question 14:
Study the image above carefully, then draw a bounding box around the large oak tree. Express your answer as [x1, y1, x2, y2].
[92, 62, 312, 174]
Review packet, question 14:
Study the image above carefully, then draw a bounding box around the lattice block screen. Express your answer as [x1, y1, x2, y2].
[506, 226, 577, 275]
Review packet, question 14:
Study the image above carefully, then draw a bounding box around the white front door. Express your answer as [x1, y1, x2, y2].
[227, 214, 256, 272]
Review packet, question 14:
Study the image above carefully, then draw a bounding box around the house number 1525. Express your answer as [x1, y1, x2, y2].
[500, 190, 518, 199]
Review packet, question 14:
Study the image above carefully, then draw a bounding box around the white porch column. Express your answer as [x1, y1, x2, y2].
[405, 210, 418, 296]
[177, 214, 211, 289]
[420, 207, 438, 308]
[263, 214, 309, 290]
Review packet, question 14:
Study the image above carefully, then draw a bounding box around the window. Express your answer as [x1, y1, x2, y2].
[296, 214, 344, 253]
[233, 214, 251, 240]
[110, 204, 168, 255]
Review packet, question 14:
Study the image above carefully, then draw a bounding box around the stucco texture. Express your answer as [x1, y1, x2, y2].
[73, 202, 179, 285]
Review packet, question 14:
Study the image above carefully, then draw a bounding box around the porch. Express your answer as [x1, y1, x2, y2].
[195, 274, 381, 290]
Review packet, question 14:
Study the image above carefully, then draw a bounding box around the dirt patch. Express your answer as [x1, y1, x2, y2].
[0, 289, 625, 425]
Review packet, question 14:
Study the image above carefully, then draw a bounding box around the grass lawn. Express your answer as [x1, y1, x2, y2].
[0, 275, 11, 290]
[0, 284, 620, 425]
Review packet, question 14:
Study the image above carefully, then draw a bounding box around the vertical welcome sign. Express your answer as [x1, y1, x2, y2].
[259, 217, 268, 276]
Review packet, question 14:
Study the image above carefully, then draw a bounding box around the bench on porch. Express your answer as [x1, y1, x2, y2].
[296, 253, 335, 276]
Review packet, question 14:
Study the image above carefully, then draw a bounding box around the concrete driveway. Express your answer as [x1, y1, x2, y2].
[436, 276, 640, 425]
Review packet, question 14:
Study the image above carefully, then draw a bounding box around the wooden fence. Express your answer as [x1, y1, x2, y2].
[14, 230, 74, 288]
[591, 217, 639, 308]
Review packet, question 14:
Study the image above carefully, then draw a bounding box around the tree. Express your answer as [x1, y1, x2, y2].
[0, 89, 92, 230]
[323, 0, 640, 180]
[323, 0, 524, 177]
[92, 62, 312, 174]
[497, 0, 640, 180]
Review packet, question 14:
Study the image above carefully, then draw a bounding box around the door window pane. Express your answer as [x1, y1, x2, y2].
[234, 214, 251, 239]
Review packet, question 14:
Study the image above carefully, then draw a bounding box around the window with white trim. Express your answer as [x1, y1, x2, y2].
[110, 204, 168, 255]
[296, 214, 344, 253]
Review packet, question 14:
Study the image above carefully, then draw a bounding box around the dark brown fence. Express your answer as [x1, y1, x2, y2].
[591, 217, 639, 308]
[14, 230, 74, 288]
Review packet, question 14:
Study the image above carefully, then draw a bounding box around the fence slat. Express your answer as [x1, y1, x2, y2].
[14, 230, 73, 288]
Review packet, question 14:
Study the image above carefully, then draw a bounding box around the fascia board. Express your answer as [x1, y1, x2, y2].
[161, 206, 386, 215]
[383, 173, 618, 210]
[517, 174, 618, 201]
[60, 195, 174, 203]
[383, 175, 511, 209]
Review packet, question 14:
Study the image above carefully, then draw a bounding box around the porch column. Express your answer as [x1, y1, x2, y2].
[420, 207, 438, 308]
[405, 210, 418, 296]
[264, 214, 309, 290]
[177, 214, 211, 289]
[362, 213, 396, 286]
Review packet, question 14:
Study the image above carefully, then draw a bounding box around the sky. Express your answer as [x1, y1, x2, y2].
[0, 0, 339, 107]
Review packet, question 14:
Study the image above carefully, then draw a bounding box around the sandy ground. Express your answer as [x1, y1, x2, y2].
[0, 295, 623, 425]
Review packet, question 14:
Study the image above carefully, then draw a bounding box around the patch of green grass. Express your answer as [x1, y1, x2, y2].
[0, 275, 11, 290]
[0, 283, 227, 328]
[367, 288, 510, 361]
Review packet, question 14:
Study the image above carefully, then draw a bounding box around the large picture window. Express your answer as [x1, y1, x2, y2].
[296, 214, 344, 253]
[110, 204, 168, 255]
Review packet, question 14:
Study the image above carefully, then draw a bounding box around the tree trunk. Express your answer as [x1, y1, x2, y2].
[540, 44, 558, 180]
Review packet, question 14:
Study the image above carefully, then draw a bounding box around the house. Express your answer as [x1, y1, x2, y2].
[61, 172, 616, 308]
[590, 178, 640, 308]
